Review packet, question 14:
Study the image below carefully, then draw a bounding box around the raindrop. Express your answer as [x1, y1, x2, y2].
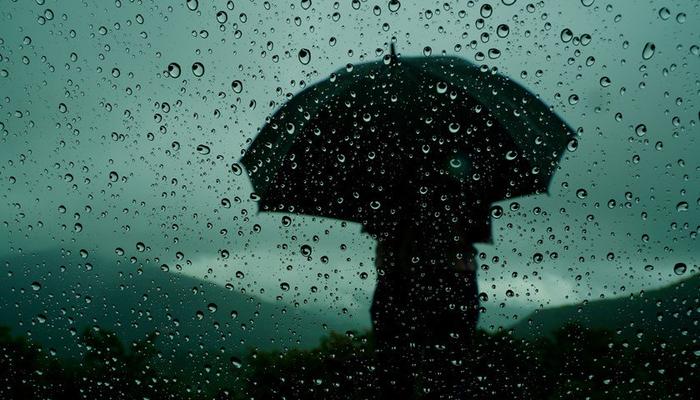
[31, 281, 42, 291]
[480, 4, 493, 18]
[186, 0, 198, 11]
[388, 0, 401, 12]
[58, 103, 68, 113]
[281, 215, 292, 226]
[658, 7, 670, 20]
[560, 28, 574, 43]
[436, 82, 448, 94]
[300, 244, 312, 256]
[192, 62, 205, 77]
[231, 163, 242, 175]
[635, 124, 647, 137]
[298, 48, 311, 65]
[280, 282, 290, 291]
[568, 94, 579, 105]
[490, 205, 504, 219]
[423, 46, 432, 56]
[208, 303, 218, 313]
[496, 24, 510, 38]
[642, 42, 655, 60]
[216, 11, 228, 23]
[231, 80, 243, 93]
[111, 67, 120, 78]
[599, 76, 611, 87]
[576, 188, 588, 199]
[676, 201, 688, 212]
[501, 0, 516, 5]
[580, 0, 594, 6]
[196, 144, 211, 154]
[673, 262, 687, 275]
[230, 357, 243, 368]
[167, 62, 181, 78]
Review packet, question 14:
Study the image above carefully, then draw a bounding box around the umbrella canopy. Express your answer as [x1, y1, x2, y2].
[241, 45, 574, 240]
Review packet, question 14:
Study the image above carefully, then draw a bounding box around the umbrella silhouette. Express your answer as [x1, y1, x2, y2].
[240, 43, 574, 398]
[241, 44, 574, 240]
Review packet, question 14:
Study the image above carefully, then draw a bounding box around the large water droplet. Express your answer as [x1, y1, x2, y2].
[673, 262, 687, 275]
[167, 62, 181, 78]
[642, 42, 656, 60]
[231, 80, 243, 93]
[298, 48, 311, 65]
[192, 62, 205, 77]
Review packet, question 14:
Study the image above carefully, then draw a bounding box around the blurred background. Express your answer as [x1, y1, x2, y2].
[0, 0, 698, 398]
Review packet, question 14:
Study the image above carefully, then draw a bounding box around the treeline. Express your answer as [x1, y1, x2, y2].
[1, 324, 697, 399]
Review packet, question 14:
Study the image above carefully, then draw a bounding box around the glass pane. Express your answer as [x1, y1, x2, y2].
[1, 1, 697, 398]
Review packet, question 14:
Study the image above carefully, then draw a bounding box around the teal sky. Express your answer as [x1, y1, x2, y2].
[1, 0, 698, 331]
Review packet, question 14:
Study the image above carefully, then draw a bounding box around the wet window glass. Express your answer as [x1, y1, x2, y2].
[1, 1, 697, 399]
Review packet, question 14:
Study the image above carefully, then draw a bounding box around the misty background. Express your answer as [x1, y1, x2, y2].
[0, 0, 697, 352]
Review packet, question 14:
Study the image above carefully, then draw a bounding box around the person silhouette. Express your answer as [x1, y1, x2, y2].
[366, 174, 489, 399]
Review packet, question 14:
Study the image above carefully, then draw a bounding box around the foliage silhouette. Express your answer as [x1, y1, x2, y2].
[1, 323, 697, 399]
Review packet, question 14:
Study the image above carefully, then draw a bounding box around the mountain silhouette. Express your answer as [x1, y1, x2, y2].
[0, 249, 358, 360]
[511, 273, 700, 343]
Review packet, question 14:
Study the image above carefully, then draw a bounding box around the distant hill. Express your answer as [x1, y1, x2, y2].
[511, 273, 700, 343]
[0, 250, 359, 360]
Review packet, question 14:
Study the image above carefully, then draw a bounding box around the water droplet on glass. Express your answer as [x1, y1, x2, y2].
[642, 42, 656, 60]
[436, 82, 448, 94]
[658, 7, 670, 20]
[673, 262, 687, 275]
[31, 281, 42, 291]
[561, 28, 574, 43]
[196, 144, 211, 154]
[298, 48, 311, 65]
[231, 80, 243, 93]
[676, 201, 688, 212]
[496, 24, 510, 38]
[216, 10, 228, 23]
[388, 0, 401, 12]
[635, 124, 647, 137]
[186, 0, 198, 11]
[490, 205, 504, 219]
[231, 163, 242, 175]
[192, 62, 205, 77]
[208, 303, 218, 313]
[576, 188, 588, 199]
[580, 0, 594, 6]
[167, 62, 181, 78]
